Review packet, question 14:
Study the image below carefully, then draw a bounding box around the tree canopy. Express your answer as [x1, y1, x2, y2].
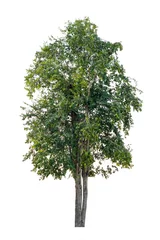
[21, 17, 142, 181]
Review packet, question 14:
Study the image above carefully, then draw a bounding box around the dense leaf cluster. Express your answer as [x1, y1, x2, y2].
[21, 17, 142, 180]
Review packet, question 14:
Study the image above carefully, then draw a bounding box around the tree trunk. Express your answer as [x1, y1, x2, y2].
[75, 164, 82, 227]
[75, 165, 88, 227]
[81, 168, 88, 227]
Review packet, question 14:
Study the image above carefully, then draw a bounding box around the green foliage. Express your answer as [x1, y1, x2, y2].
[21, 17, 142, 180]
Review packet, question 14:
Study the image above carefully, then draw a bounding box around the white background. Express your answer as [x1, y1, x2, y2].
[0, 0, 160, 239]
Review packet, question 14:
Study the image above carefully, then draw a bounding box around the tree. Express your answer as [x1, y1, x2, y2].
[21, 17, 142, 227]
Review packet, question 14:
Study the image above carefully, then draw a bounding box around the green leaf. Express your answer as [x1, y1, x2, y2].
[21, 17, 142, 180]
